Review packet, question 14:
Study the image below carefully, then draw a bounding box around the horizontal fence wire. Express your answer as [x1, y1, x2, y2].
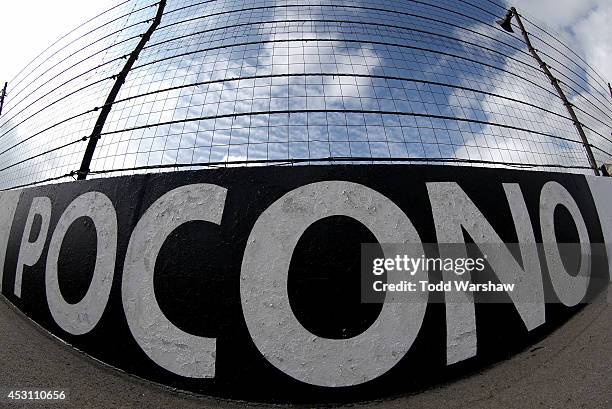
[467, 0, 612, 113]
[1, 2, 159, 120]
[1, 72, 597, 153]
[138, 2, 612, 124]
[5, 0, 133, 92]
[0, 156, 597, 192]
[0, 0, 609, 191]
[0, 6, 159, 132]
[481, 0, 612, 100]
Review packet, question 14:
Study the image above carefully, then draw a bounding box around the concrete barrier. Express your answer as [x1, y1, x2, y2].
[0, 165, 610, 403]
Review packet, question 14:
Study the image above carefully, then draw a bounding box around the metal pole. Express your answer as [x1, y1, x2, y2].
[0, 82, 7, 117]
[510, 7, 600, 176]
[77, 1, 167, 180]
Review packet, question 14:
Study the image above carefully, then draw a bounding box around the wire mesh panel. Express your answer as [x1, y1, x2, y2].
[0, 1, 159, 189]
[0, 0, 610, 189]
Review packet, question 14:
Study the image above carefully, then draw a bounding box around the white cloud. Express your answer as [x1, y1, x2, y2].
[511, 0, 601, 28]
[572, 5, 612, 83]
[512, 0, 611, 83]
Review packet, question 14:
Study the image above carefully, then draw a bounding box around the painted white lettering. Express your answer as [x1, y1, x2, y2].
[15, 197, 51, 298]
[122, 184, 227, 378]
[241, 181, 427, 387]
[540, 182, 590, 306]
[46, 192, 117, 335]
[427, 182, 544, 365]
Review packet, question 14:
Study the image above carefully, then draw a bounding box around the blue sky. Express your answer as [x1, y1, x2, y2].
[510, 0, 611, 83]
[0, 1, 608, 88]
[0, 0, 609, 185]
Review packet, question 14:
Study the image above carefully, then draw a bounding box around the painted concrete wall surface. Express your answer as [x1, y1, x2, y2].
[0, 165, 610, 403]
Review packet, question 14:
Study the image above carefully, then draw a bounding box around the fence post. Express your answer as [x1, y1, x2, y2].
[500, 8, 600, 176]
[77, 0, 167, 180]
[0, 82, 7, 117]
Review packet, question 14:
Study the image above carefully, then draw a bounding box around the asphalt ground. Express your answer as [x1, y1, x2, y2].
[0, 288, 610, 409]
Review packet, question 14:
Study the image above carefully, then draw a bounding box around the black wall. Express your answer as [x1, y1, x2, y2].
[0, 165, 609, 403]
